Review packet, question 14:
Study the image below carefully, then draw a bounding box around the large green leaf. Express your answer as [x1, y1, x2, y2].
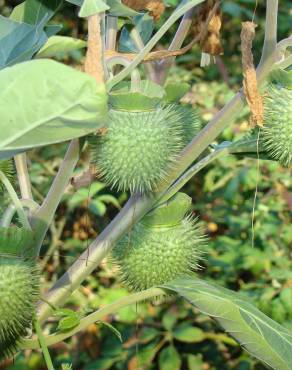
[36, 36, 86, 58]
[0, 15, 47, 69]
[163, 277, 292, 370]
[78, 0, 109, 17]
[10, 0, 62, 25]
[0, 59, 107, 158]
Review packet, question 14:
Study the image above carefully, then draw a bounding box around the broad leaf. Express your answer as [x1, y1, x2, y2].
[79, 0, 109, 17]
[0, 15, 47, 69]
[119, 13, 154, 53]
[107, 0, 139, 17]
[10, 0, 62, 25]
[0, 59, 108, 158]
[36, 35, 86, 58]
[163, 277, 292, 370]
[159, 345, 181, 370]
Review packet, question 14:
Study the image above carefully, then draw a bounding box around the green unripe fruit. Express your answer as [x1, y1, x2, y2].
[0, 227, 39, 359]
[112, 193, 206, 291]
[262, 69, 292, 167]
[93, 105, 184, 193]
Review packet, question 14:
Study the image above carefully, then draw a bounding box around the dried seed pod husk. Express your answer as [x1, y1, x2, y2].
[0, 227, 39, 360]
[112, 193, 206, 291]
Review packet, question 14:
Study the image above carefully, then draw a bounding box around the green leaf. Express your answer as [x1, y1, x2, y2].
[10, 0, 61, 25]
[53, 308, 77, 318]
[89, 199, 107, 216]
[97, 194, 120, 209]
[173, 324, 205, 343]
[162, 277, 292, 370]
[79, 0, 109, 17]
[164, 83, 191, 103]
[0, 59, 108, 157]
[97, 321, 123, 342]
[158, 345, 181, 370]
[187, 354, 204, 370]
[58, 314, 81, 331]
[0, 15, 47, 69]
[107, 0, 139, 17]
[36, 35, 86, 58]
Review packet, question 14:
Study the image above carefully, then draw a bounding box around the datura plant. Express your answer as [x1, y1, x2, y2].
[0, 0, 291, 370]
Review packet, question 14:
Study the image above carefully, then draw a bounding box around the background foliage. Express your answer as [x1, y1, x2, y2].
[0, 0, 291, 369]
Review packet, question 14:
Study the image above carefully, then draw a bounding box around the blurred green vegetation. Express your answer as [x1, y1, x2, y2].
[0, 1, 291, 369]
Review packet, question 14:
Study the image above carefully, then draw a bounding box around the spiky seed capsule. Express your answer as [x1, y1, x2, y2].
[112, 193, 206, 291]
[0, 227, 39, 360]
[93, 105, 184, 193]
[0, 258, 39, 359]
[262, 84, 292, 166]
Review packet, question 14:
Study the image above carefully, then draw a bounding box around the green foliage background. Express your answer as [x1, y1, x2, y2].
[0, 1, 291, 369]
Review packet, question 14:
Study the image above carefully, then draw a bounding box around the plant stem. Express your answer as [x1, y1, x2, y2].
[23, 288, 165, 349]
[0, 199, 39, 228]
[106, 0, 205, 90]
[258, 0, 278, 68]
[14, 153, 33, 200]
[0, 170, 31, 229]
[106, 15, 118, 50]
[130, 27, 157, 80]
[31, 140, 79, 254]
[34, 320, 55, 370]
[159, 7, 197, 84]
[159, 147, 229, 204]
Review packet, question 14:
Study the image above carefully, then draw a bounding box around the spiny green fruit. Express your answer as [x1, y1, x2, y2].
[0, 160, 14, 193]
[262, 69, 292, 166]
[93, 105, 184, 193]
[173, 105, 201, 145]
[112, 193, 206, 291]
[0, 227, 39, 359]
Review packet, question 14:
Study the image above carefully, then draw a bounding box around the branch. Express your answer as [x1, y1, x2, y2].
[258, 0, 278, 67]
[106, 15, 118, 50]
[14, 153, 33, 200]
[31, 140, 79, 254]
[22, 288, 165, 349]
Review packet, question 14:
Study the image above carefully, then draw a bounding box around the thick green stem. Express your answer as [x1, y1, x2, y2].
[23, 288, 165, 349]
[0, 170, 31, 230]
[31, 139, 79, 254]
[0, 199, 39, 228]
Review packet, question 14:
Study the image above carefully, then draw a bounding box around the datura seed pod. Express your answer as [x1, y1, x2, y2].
[112, 193, 206, 291]
[0, 227, 39, 360]
[262, 69, 292, 166]
[91, 83, 201, 193]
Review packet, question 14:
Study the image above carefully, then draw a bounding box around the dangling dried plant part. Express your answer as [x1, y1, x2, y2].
[240, 21, 264, 128]
[192, 0, 223, 56]
[122, 0, 165, 21]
